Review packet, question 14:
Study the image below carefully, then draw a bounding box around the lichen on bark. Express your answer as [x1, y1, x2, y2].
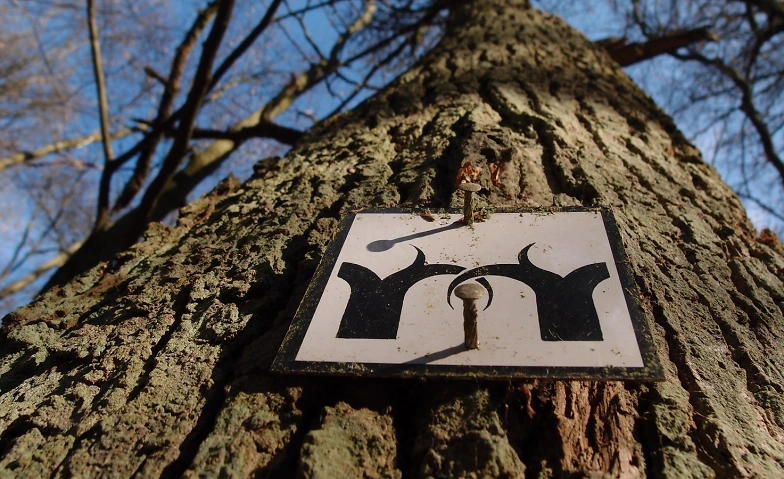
[1, 0, 783, 477]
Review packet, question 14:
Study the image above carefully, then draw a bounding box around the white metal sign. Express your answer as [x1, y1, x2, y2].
[272, 208, 662, 380]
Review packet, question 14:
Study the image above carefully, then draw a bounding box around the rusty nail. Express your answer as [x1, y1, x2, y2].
[458, 182, 481, 226]
[454, 282, 484, 349]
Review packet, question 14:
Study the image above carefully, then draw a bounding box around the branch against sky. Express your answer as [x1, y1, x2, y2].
[625, 0, 784, 234]
[87, 0, 116, 233]
[533, 0, 784, 235]
[110, 1, 220, 214]
[0, 0, 451, 311]
[6, 0, 781, 316]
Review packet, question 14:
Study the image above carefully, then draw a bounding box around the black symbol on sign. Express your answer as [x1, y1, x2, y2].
[336, 246, 492, 339]
[335, 244, 609, 341]
[447, 244, 609, 341]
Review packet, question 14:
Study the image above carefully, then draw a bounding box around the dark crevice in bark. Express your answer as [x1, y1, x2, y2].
[727, 287, 766, 328]
[160, 309, 291, 476]
[126, 291, 190, 404]
[431, 115, 478, 207]
[547, 79, 560, 99]
[649, 300, 722, 476]
[648, 152, 784, 439]
[605, 94, 648, 134]
[389, 153, 406, 179]
[516, 81, 545, 118]
[314, 203, 345, 234]
[630, 383, 659, 479]
[0, 416, 37, 463]
[692, 284, 777, 409]
[76, 300, 147, 331]
[584, 387, 603, 454]
[729, 260, 782, 319]
[625, 139, 683, 192]
[129, 455, 147, 478]
[258, 383, 325, 478]
[231, 248, 347, 476]
[502, 386, 549, 478]
[1, 348, 134, 472]
[0, 350, 54, 397]
[727, 290, 783, 363]
[391, 380, 430, 478]
[389, 115, 442, 206]
[51, 423, 102, 478]
[269, 377, 413, 477]
[89, 355, 140, 413]
[714, 308, 779, 392]
[575, 96, 610, 156]
[481, 80, 603, 205]
[0, 357, 81, 451]
[716, 296, 784, 419]
[748, 246, 784, 292]
[504, 382, 567, 479]
[621, 149, 700, 253]
[478, 81, 563, 199]
[158, 369, 228, 479]
[161, 203, 335, 476]
[338, 170, 368, 195]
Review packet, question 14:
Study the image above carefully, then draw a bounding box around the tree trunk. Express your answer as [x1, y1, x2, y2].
[2, 0, 783, 477]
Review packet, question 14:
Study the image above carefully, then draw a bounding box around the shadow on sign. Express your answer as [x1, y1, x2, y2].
[366, 221, 461, 252]
[403, 344, 465, 364]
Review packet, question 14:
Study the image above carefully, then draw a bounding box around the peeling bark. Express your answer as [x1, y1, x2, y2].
[1, 0, 783, 477]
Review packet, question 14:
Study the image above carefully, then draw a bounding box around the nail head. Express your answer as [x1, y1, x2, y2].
[458, 183, 481, 193]
[454, 283, 485, 300]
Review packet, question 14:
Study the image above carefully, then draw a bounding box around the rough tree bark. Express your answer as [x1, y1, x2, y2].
[1, 0, 783, 477]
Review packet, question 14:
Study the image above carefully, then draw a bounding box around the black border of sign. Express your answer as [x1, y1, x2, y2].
[271, 207, 664, 381]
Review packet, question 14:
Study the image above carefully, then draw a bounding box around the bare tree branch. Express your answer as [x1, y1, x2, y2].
[87, 0, 115, 232]
[286, 0, 328, 61]
[127, 0, 237, 240]
[0, 240, 84, 301]
[673, 50, 784, 187]
[0, 128, 137, 171]
[738, 192, 784, 223]
[208, 0, 284, 93]
[260, 0, 380, 123]
[275, 0, 344, 21]
[112, 0, 283, 215]
[112, 2, 220, 214]
[597, 26, 718, 66]
[43, 0, 451, 292]
[143, 66, 168, 86]
[0, 211, 38, 283]
[324, 38, 408, 118]
[740, 0, 784, 21]
[191, 122, 303, 144]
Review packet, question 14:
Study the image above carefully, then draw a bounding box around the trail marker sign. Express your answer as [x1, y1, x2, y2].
[272, 208, 663, 380]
